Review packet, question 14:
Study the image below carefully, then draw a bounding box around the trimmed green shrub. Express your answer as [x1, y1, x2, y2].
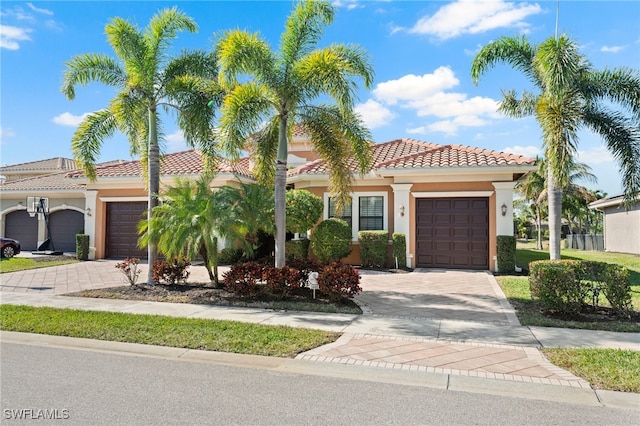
[529, 260, 583, 314]
[529, 260, 633, 316]
[285, 238, 310, 260]
[76, 234, 90, 261]
[580, 261, 632, 315]
[392, 233, 406, 268]
[318, 262, 362, 302]
[497, 235, 516, 273]
[218, 248, 244, 265]
[286, 189, 323, 234]
[310, 218, 352, 263]
[358, 231, 388, 268]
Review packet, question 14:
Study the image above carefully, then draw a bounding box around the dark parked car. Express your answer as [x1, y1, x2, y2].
[1, 237, 21, 258]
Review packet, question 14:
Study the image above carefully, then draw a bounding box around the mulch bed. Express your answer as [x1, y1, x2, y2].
[68, 283, 361, 313]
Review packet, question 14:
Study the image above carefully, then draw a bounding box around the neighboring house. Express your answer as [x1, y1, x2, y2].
[1, 134, 536, 270]
[0, 157, 77, 182]
[64, 150, 253, 260]
[589, 195, 640, 255]
[0, 158, 123, 252]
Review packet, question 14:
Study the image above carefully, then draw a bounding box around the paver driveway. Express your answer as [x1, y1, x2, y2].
[355, 269, 519, 325]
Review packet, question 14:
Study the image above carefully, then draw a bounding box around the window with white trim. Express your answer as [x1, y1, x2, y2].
[325, 192, 388, 240]
[328, 197, 352, 228]
[359, 196, 384, 231]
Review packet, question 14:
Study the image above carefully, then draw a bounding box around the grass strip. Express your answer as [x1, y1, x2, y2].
[543, 348, 640, 393]
[496, 276, 640, 332]
[0, 304, 340, 358]
[0, 257, 78, 273]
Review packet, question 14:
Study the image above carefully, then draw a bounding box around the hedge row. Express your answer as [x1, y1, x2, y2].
[529, 260, 632, 316]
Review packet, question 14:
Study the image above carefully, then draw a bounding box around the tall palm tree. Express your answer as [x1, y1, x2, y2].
[61, 8, 221, 283]
[138, 176, 224, 287]
[215, 0, 374, 267]
[472, 34, 640, 260]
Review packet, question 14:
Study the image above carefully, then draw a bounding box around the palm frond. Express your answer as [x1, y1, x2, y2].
[71, 109, 118, 181]
[215, 30, 277, 89]
[61, 54, 126, 99]
[280, 0, 334, 66]
[471, 35, 538, 86]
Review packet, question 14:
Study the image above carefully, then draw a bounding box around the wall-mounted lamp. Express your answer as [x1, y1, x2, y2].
[85, 208, 92, 217]
[501, 203, 508, 217]
[399, 204, 405, 217]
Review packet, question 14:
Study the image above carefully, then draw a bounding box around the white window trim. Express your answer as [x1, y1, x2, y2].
[323, 192, 388, 241]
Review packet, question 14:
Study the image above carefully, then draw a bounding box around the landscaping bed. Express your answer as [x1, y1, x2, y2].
[68, 283, 363, 315]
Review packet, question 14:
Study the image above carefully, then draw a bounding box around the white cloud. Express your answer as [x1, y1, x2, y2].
[601, 45, 625, 53]
[372, 66, 459, 105]
[427, 115, 488, 136]
[577, 146, 614, 165]
[26, 3, 53, 15]
[52, 112, 89, 126]
[0, 25, 31, 50]
[410, 93, 500, 119]
[165, 130, 188, 152]
[503, 145, 541, 158]
[354, 99, 395, 129]
[407, 0, 542, 40]
[0, 127, 16, 144]
[331, 0, 361, 11]
[406, 126, 427, 135]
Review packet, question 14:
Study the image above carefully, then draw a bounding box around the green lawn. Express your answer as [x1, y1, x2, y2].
[543, 348, 640, 393]
[495, 244, 640, 332]
[0, 257, 78, 273]
[0, 304, 339, 358]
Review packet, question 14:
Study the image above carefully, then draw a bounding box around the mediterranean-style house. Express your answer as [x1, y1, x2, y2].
[1, 132, 536, 271]
[589, 195, 640, 255]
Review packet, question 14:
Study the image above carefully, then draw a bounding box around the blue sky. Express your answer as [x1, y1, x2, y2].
[1, 0, 639, 196]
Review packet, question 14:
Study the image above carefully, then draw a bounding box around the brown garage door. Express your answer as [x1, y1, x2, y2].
[106, 202, 147, 259]
[416, 197, 489, 270]
[5, 210, 38, 251]
[49, 210, 84, 253]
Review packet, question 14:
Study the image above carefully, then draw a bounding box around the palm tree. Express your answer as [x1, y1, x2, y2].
[213, 181, 275, 259]
[472, 34, 640, 260]
[515, 157, 546, 249]
[138, 176, 224, 287]
[517, 156, 597, 249]
[215, 0, 374, 267]
[61, 8, 221, 283]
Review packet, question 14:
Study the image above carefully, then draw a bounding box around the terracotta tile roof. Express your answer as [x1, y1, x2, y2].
[65, 150, 253, 179]
[0, 171, 84, 192]
[0, 157, 76, 173]
[288, 138, 535, 176]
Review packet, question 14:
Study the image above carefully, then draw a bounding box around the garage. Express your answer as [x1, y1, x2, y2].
[49, 210, 84, 253]
[416, 197, 489, 270]
[105, 202, 147, 259]
[4, 210, 38, 251]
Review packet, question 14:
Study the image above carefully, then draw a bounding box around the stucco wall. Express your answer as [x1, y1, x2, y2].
[604, 203, 640, 255]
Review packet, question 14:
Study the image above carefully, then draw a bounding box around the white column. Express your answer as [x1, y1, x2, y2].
[391, 183, 413, 268]
[492, 181, 516, 236]
[85, 190, 98, 260]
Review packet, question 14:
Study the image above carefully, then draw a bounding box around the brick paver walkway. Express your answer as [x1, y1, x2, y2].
[297, 334, 590, 388]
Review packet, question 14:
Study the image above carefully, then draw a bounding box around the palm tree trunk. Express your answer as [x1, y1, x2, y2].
[536, 206, 542, 250]
[547, 166, 562, 260]
[274, 115, 288, 268]
[147, 106, 160, 284]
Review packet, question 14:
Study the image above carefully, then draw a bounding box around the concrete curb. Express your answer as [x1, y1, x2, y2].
[2, 331, 638, 411]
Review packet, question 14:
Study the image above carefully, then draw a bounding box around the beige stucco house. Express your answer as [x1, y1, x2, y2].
[589, 195, 640, 255]
[1, 133, 535, 270]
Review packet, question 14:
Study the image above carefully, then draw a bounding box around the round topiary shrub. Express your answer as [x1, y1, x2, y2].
[310, 218, 352, 263]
